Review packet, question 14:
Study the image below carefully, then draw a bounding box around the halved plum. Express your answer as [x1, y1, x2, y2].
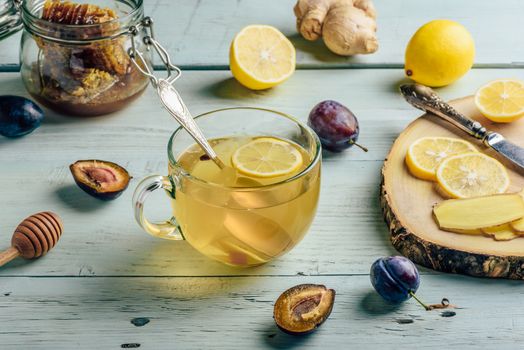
[70, 160, 131, 200]
[273, 284, 335, 335]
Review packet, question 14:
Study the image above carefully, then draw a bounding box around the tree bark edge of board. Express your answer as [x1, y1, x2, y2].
[380, 172, 524, 280]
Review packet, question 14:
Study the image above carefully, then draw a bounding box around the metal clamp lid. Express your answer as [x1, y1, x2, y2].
[0, 0, 22, 40]
[128, 17, 181, 87]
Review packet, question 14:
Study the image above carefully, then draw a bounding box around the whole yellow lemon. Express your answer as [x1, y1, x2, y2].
[405, 20, 475, 87]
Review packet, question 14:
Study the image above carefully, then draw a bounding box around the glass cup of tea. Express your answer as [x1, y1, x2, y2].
[133, 107, 321, 267]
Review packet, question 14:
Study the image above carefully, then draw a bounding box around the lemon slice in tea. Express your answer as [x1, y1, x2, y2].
[231, 137, 303, 178]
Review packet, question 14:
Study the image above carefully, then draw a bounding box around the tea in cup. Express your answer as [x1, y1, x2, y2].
[133, 107, 321, 267]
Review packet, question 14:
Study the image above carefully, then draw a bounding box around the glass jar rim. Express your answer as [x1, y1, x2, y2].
[20, 0, 144, 42]
[167, 107, 322, 192]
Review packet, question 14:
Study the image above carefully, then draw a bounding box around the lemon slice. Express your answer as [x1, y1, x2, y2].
[231, 138, 303, 178]
[436, 152, 509, 198]
[474, 79, 524, 122]
[230, 25, 295, 90]
[405, 137, 477, 181]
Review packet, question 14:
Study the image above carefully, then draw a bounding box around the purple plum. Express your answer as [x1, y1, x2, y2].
[307, 100, 367, 153]
[0, 96, 43, 138]
[370, 256, 420, 304]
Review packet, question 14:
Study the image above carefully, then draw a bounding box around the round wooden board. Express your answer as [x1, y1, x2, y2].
[381, 96, 524, 279]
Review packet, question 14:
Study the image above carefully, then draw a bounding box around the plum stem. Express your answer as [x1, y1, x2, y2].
[349, 140, 368, 152]
[408, 291, 430, 311]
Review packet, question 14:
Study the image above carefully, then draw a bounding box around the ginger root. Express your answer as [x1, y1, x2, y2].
[294, 0, 378, 56]
[433, 193, 524, 231]
[482, 224, 520, 241]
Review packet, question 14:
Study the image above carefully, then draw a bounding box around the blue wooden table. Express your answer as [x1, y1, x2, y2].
[1, 1, 524, 348]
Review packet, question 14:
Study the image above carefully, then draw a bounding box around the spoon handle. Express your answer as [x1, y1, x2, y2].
[399, 83, 489, 141]
[0, 247, 19, 267]
[157, 80, 225, 169]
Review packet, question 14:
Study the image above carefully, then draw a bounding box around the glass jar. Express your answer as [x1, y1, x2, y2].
[7, 0, 151, 116]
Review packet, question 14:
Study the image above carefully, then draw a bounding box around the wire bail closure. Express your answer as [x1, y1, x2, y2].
[0, 0, 24, 40]
[128, 17, 181, 88]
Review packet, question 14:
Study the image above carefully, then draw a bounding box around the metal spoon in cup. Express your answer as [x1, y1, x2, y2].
[128, 18, 225, 169]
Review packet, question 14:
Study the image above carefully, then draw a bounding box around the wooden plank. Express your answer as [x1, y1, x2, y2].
[1, 69, 523, 277]
[0, 275, 523, 349]
[1, 0, 524, 69]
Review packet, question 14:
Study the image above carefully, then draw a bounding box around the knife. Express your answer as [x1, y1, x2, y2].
[399, 83, 524, 172]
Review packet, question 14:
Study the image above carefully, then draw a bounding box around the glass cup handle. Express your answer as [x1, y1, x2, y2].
[132, 175, 183, 240]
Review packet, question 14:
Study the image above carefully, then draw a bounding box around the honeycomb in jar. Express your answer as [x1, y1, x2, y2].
[72, 43, 129, 76]
[41, 66, 118, 103]
[41, 0, 117, 25]
[39, 0, 129, 76]
[71, 68, 118, 98]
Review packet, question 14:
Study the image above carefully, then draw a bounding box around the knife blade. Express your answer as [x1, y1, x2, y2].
[485, 133, 524, 170]
[400, 83, 524, 173]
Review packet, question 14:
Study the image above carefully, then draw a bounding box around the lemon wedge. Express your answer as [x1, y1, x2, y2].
[231, 138, 303, 178]
[475, 79, 524, 122]
[230, 25, 295, 90]
[406, 137, 477, 181]
[436, 152, 509, 198]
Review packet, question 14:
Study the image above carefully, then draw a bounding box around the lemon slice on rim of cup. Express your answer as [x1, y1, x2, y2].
[231, 137, 303, 178]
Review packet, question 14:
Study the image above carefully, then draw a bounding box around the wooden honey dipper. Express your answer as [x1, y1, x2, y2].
[0, 212, 63, 267]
